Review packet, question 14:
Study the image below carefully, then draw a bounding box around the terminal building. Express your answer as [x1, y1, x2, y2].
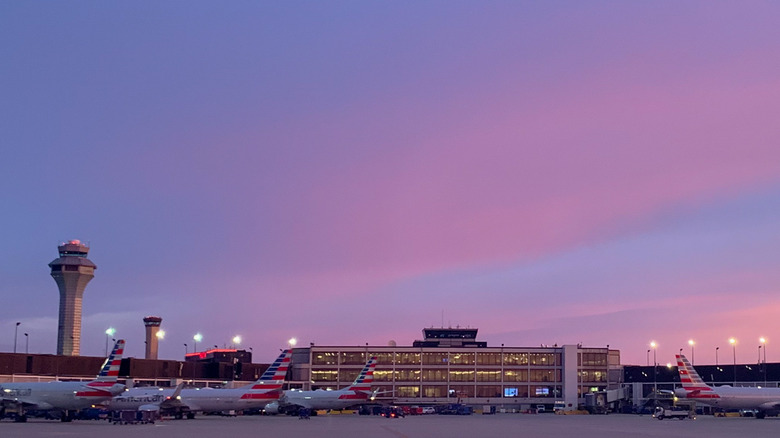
[286, 327, 622, 411]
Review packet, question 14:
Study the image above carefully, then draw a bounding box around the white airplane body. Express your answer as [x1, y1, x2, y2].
[675, 354, 780, 417]
[275, 356, 376, 411]
[0, 339, 126, 422]
[109, 349, 291, 416]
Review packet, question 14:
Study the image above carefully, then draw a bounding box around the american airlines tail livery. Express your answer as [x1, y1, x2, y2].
[0, 339, 126, 422]
[675, 353, 780, 418]
[269, 356, 377, 413]
[109, 348, 292, 418]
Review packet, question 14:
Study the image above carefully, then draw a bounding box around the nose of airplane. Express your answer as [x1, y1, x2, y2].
[674, 388, 688, 398]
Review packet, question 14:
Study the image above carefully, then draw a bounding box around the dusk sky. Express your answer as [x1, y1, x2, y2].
[2, 2, 779, 365]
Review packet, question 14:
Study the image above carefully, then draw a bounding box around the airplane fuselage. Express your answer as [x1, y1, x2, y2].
[681, 386, 780, 410]
[109, 386, 280, 413]
[0, 381, 121, 411]
[281, 389, 368, 410]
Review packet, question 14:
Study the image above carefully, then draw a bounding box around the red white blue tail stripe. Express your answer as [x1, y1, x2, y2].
[676, 354, 719, 399]
[339, 356, 377, 400]
[78, 339, 125, 397]
[240, 349, 291, 399]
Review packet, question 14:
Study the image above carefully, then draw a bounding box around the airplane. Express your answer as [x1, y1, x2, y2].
[265, 356, 377, 414]
[674, 353, 780, 418]
[0, 339, 126, 422]
[108, 348, 291, 418]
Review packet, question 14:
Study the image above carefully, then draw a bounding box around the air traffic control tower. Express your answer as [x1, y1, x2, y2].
[49, 240, 96, 356]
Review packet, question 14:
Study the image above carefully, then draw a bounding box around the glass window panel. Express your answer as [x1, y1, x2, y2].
[395, 369, 421, 382]
[423, 352, 448, 365]
[449, 385, 475, 397]
[397, 385, 420, 398]
[340, 352, 366, 365]
[312, 352, 338, 365]
[449, 352, 474, 365]
[503, 369, 528, 382]
[503, 353, 528, 365]
[369, 352, 395, 365]
[448, 370, 474, 382]
[340, 369, 360, 383]
[311, 370, 338, 382]
[476, 370, 501, 382]
[373, 370, 395, 382]
[476, 385, 501, 398]
[422, 385, 447, 398]
[476, 353, 501, 366]
[422, 369, 447, 382]
[396, 352, 421, 365]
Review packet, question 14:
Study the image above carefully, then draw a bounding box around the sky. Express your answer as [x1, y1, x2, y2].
[1, 1, 779, 366]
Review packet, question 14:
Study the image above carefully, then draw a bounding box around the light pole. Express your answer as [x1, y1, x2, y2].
[184, 343, 188, 355]
[729, 338, 737, 386]
[716, 347, 719, 366]
[688, 340, 695, 365]
[24, 333, 29, 354]
[289, 338, 297, 349]
[646, 349, 650, 366]
[14, 322, 20, 353]
[650, 341, 657, 398]
[193, 333, 202, 352]
[760, 337, 767, 386]
[105, 328, 116, 356]
[233, 335, 241, 349]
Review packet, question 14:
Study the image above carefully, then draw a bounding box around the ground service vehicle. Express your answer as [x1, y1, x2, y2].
[653, 406, 694, 420]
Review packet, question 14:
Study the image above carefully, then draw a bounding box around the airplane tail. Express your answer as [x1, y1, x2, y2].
[676, 354, 718, 398]
[346, 356, 377, 394]
[241, 349, 292, 397]
[88, 339, 125, 388]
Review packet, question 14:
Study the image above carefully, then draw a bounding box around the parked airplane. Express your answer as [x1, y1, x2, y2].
[266, 356, 377, 414]
[675, 354, 780, 418]
[0, 339, 126, 422]
[108, 348, 291, 418]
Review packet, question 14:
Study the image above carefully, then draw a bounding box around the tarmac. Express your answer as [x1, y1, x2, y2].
[2, 413, 780, 438]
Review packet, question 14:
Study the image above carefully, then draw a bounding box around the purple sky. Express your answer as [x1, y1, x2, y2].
[2, 2, 780, 365]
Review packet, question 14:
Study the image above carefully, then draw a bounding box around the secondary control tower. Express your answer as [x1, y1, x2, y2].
[49, 240, 96, 356]
[143, 316, 163, 360]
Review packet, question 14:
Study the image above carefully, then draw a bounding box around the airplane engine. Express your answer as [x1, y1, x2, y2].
[264, 402, 280, 415]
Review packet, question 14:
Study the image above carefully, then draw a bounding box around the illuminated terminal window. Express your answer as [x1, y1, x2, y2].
[396, 386, 420, 398]
[396, 352, 421, 365]
[449, 352, 474, 365]
[395, 369, 420, 382]
[503, 352, 528, 365]
[373, 370, 395, 382]
[529, 353, 556, 366]
[449, 385, 475, 397]
[369, 352, 395, 365]
[312, 352, 338, 365]
[448, 370, 474, 382]
[423, 385, 447, 398]
[503, 369, 528, 382]
[340, 352, 366, 365]
[422, 369, 448, 382]
[476, 370, 501, 382]
[476, 352, 501, 366]
[423, 352, 448, 365]
[311, 370, 338, 382]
